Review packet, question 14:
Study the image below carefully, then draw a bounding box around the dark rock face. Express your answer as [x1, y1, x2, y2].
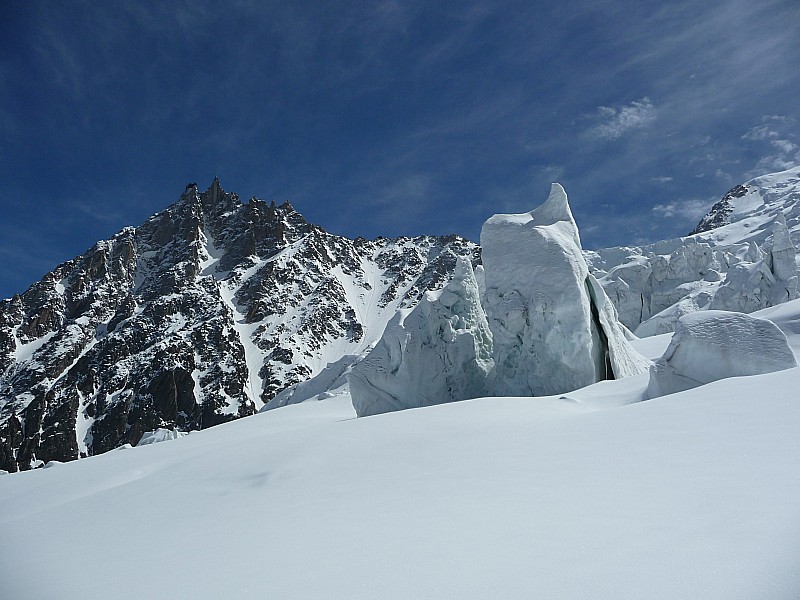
[0, 179, 477, 470]
[689, 184, 749, 235]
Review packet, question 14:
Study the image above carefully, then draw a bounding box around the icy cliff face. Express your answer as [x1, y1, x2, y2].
[481, 184, 648, 397]
[589, 167, 800, 336]
[645, 311, 797, 399]
[0, 180, 477, 471]
[349, 258, 493, 417]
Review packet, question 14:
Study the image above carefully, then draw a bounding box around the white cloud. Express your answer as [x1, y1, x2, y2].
[591, 98, 656, 140]
[762, 114, 790, 123]
[771, 139, 798, 154]
[651, 197, 711, 220]
[742, 115, 799, 178]
[742, 125, 779, 141]
[750, 154, 798, 177]
[650, 176, 673, 183]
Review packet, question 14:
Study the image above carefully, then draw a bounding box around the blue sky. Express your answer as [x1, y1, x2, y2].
[2, 0, 799, 299]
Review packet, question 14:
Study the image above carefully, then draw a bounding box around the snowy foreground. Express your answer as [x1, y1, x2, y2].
[3, 305, 800, 599]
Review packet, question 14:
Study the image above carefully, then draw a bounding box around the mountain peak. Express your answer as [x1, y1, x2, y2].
[207, 175, 223, 198]
[0, 180, 478, 471]
[689, 184, 745, 235]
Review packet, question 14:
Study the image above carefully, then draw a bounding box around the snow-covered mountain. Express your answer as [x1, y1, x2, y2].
[0, 179, 477, 471]
[3, 167, 800, 472]
[690, 167, 800, 239]
[587, 166, 800, 335]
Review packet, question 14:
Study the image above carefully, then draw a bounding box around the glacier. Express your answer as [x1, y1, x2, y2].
[3, 297, 800, 599]
[4, 167, 800, 471]
[348, 183, 648, 415]
[590, 166, 800, 336]
[2, 171, 800, 599]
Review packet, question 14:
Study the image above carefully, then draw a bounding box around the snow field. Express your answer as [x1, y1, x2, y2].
[2, 298, 800, 598]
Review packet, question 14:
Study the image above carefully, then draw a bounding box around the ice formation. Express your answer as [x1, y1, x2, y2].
[591, 168, 800, 336]
[645, 310, 797, 399]
[593, 239, 728, 336]
[481, 184, 649, 397]
[135, 428, 187, 446]
[349, 258, 493, 417]
[710, 214, 799, 313]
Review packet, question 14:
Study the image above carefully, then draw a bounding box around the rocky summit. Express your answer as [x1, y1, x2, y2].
[0, 179, 477, 471]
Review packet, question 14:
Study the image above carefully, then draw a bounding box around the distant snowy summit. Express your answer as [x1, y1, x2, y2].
[690, 167, 800, 238]
[588, 166, 800, 336]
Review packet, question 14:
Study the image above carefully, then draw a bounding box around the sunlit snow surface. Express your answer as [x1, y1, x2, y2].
[2, 304, 800, 599]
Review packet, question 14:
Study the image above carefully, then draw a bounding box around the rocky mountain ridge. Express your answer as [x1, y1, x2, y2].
[0, 179, 477, 471]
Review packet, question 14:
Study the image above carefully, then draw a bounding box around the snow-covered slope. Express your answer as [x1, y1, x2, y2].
[0, 179, 477, 471]
[2, 299, 800, 600]
[690, 167, 800, 242]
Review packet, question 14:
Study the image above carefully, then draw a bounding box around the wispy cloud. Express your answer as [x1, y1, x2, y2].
[651, 197, 712, 221]
[771, 139, 798, 154]
[3, 0, 800, 296]
[742, 115, 800, 179]
[742, 125, 780, 141]
[590, 98, 655, 140]
[32, 21, 87, 104]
